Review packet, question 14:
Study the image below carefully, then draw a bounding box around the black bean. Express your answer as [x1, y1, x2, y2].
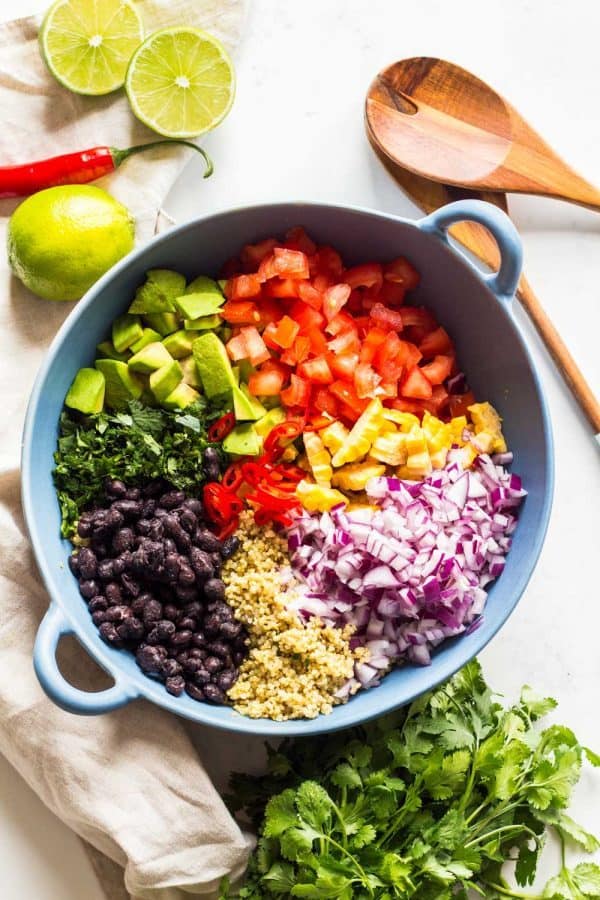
[112, 499, 142, 519]
[193, 668, 211, 685]
[112, 528, 135, 555]
[220, 535, 240, 560]
[97, 559, 114, 581]
[178, 617, 197, 632]
[179, 509, 197, 534]
[78, 547, 98, 579]
[233, 649, 247, 666]
[148, 520, 164, 541]
[192, 631, 207, 648]
[141, 499, 157, 517]
[185, 682, 205, 701]
[220, 620, 243, 639]
[105, 478, 127, 498]
[188, 647, 207, 660]
[203, 614, 221, 635]
[174, 585, 198, 603]
[183, 602, 202, 619]
[182, 657, 200, 674]
[88, 596, 107, 613]
[79, 579, 99, 599]
[111, 553, 130, 576]
[163, 603, 179, 621]
[203, 578, 226, 603]
[194, 528, 220, 552]
[217, 670, 237, 691]
[136, 645, 164, 674]
[155, 620, 176, 640]
[164, 553, 180, 582]
[170, 629, 192, 649]
[68, 553, 80, 576]
[142, 480, 166, 498]
[90, 539, 108, 559]
[105, 582, 122, 604]
[77, 519, 92, 539]
[178, 564, 195, 586]
[105, 605, 130, 624]
[99, 622, 123, 647]
[125, 487, 141, 501]
[173, 529, 192, 555]
[166, 675, 186, 696]
[209, 552, 223, 570]
[117, 617, 144, 642]
[162, 658, 183, 678]
[207, 640, 231, 659]
[105, 508, 125, 530]
[183, 498, 204, 517]
[142, 598, 163, 625]
[153, 507, 168, 519]
[203, 683, 227, 704]
[92, 610, 108, 626]
[190, 548, 213, 581]
[121, 573, 140, 597]
[163, 538, 177, 554]
[159, 490, 186, 510]
[203, 447, 221, 482]
[204, 655, 223, 674]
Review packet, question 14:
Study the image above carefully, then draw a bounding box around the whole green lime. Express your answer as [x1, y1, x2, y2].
[7, 185, 135, 301]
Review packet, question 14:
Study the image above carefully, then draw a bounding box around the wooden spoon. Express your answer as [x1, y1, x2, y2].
[366, 57, 600, 211]
[365, 139, 600, 439]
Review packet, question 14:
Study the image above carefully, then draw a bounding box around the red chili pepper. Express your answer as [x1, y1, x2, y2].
[207, 411, 236, 443]
[0, 140, 213, 199]
[263, 420, 303, 460]
[246, 488, 300, 512]
[215, 517, 240, 541]
[221, 462, 245, 493]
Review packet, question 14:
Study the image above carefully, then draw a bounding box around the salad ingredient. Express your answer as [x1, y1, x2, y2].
[149, 359, 184, 402]
[221, 512, 361, 720]
[40, 0, 143, 95]
[54, 399, 228, 537]
[64, 368, 105, 415]
[193, 332, 238, 399]
[69, 478, 248, 703]
[0, 140, 212, 199]
[163, 382, 201, 410]
[208, 412, 237, 443]
[125, 27, 236, 138]
[223, 423, 262, 457]
[222, 660, 600, 900]
[288, 452, 525, 676]
[7, 185, 134, 301]
[129, 269, 186, 314]
[128, 341, 173, 374]
[95, 359, 143, 408]
[112, 314, 144, 353]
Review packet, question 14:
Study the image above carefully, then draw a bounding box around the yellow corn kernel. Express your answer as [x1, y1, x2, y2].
[468, 402, 507, 453]
[331, 399, 384, 467]
[296, 479, 348, 512]
[303, 431, 333, 487]
[370, 431, 408, 466]
[382, 409, 421, 431]
[321, 420, 350, 455]
[332, 461, 386, 492]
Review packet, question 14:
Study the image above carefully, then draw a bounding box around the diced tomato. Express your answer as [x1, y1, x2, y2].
[248, 365, 286, 397]
[401, 365, 433, 399]
[298, 355, 334, 385]
[383, 256, 420, 290]
[328, 351, 359, 381]
[337, 401, 362, 425]
[273, 247, 310, 280]
[240, 326, 271, 366]
[396, 340, 423, 370]
[226, 274, 261, 300]
[420, 354, 454, 385]
[373, 331, 402, 369]
[448, 390, 476, 418]
[354, 363, 381, 399]
[257, 297, 283, 327]
[226, 333, 249, 362]
[420, 385, 449, 415]
[389, 397, 426, 416]
[323, 283, 352, 321]
[399, 306, 437, 330]
[327, 328, 361, 355]
[220, 256, 242, 278]
[314, 246, 343, 279]
[307, 327, 329, 356]
[241, 238, 277, 270]
[313, 273, 332, 294]
[220, 300, 261, 324]
[262, 322, 281, 350]
[329, 380, 369, 415]
[263, 278, 299, 299]
[257, 253, 279, 282]
[378, 380, 398, 399]
[360, 327, 388, 364]
[370, 302, 404, 331]
[419, 326, 454, 357]
[284, 226, 317, 256]
[280, 335, 311, 366]
[280, 373, 311, 407]
[290, 300, 325, 333]
[313, 388, 339, 418]
[298, 281, 323, 310]
[325, 311, 355, 336]
[343, 262, 383, 292]
[378, 280, 406, 306]
[271, 315, 300, 349]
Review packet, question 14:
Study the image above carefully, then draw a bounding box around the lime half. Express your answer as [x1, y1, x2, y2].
[125, 27, 235, 138]
[40, 0, 144, 96]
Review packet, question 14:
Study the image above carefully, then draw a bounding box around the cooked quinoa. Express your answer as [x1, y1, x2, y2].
[222, 511, 361, 720]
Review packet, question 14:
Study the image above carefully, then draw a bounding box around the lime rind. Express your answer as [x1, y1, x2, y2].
[125, 27, 235, 139]
[40, 0, 144, 96]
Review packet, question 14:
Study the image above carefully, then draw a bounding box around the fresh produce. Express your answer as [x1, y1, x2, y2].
[8, 185, 134, 301]
[0, 141, 212, 198]
[125, 27, 236, 138]
[69, 478, 248, 703]
[54, 399, 229, 537]
[40, 0, 144, 95]
[221, 660, 600, 899]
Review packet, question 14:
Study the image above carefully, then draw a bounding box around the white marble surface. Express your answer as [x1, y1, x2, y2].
[1, 0, 599, 897]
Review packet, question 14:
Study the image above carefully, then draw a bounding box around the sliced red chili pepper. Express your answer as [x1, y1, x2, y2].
[222, 462, 245, 492]
[208, 412, 236, 443]
[246, 488, 299, 512]
[263, 420, 303, 459]
[203, 482, 242, 526]
[215, 517, 240, 541]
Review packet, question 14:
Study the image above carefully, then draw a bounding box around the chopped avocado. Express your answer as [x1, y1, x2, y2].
[223, 423, 262, 456]
[144, 312, 180, 336]
[192, 332, 236, 399]
[179, 355, 202, 389]
[130, 327, 162, 353]
[95, 359, 144, 409]
[255, 406, 286, 437]
[112, 314, 144, 353]
[232, 383, 266, 421]
[184, 314, 221, 331]
[96, 340, 129, 362]
[185, 275, 223, 296]
[65, 368, 105, 414]
[128, 341, 173, 374]
[174, 292, 224, 320]
[162, 382, 201, 410]
[162, 330, 195, 358]
[149, 359, 183, 402]
[128, 269, 186, 313]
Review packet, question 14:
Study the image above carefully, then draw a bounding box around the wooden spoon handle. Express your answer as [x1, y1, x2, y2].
[515, 274, 600, 433]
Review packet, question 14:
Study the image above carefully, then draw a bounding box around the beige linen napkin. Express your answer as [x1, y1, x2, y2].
[0, 3, 251, 898]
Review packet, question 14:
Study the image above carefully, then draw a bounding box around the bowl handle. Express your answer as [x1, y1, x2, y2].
[417, 199, 523, 303]
[34, 602, 139, 715]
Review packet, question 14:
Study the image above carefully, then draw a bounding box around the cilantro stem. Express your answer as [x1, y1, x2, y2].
[481, 881, 542, 899]
[465, 823, 539, 848]
[322, 834, 373, 897]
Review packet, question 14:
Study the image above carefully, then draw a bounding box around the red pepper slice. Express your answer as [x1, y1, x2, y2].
[246, 488, 300, 512]
[208, 412, 236, 443]
[222, 462, 245, 492]
[263, 420, 303, 460]
[203, 482, 242, 526]
[215, 517, 240, 541]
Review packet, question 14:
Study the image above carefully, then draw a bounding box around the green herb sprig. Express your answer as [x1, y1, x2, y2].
[221, 661, 600, 899]
[53, 399, 228, 537]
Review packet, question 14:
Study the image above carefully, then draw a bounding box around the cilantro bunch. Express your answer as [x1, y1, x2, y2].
[222, 661, 600, 899]
[54, 399, 227, 537]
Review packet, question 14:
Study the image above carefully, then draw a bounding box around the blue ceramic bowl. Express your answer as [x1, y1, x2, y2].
[23, 200, 553, 737]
